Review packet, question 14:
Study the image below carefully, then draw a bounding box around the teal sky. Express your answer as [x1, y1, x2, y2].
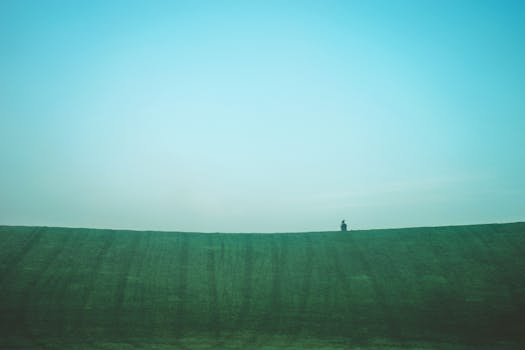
[1, 0, 524, 232]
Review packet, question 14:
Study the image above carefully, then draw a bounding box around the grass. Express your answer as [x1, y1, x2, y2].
[0, 222, 524, 349]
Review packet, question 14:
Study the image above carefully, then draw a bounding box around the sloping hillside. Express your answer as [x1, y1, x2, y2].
[1, 223, 524, 349]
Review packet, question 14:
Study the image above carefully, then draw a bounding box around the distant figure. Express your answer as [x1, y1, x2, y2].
[340, 220, 347, 232]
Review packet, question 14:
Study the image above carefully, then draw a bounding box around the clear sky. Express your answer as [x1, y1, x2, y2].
[1, 0, 524, 232]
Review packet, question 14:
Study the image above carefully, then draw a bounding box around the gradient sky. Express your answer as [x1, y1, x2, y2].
[1, 0, 524, 232]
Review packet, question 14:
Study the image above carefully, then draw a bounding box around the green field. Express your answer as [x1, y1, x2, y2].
[1, 223, 524, 349]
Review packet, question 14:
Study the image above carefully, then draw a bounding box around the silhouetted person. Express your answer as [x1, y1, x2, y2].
[340, 220, 347, 232]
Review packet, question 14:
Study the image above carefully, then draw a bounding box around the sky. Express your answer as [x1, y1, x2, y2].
[1, 0, 524, 233]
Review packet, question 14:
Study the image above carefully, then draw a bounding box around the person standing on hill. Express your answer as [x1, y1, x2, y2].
[340, 220, 347, 232]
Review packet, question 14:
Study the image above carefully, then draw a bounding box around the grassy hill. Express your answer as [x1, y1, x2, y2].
[1, 223, 525, 349]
